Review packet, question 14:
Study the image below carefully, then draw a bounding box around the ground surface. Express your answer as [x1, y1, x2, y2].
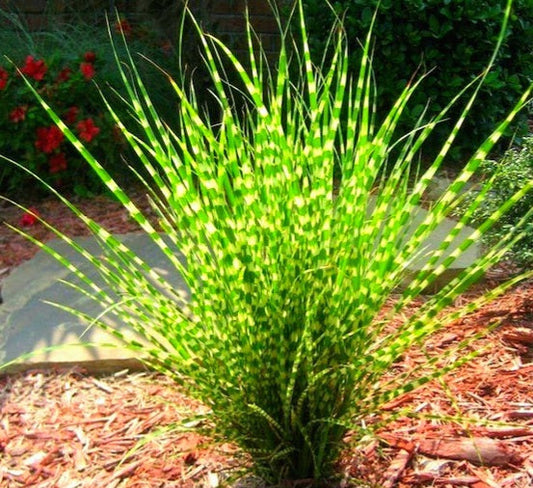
[0, 190, 532, 487]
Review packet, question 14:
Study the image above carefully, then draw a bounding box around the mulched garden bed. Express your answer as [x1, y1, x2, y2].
[1, 189, 532, 487]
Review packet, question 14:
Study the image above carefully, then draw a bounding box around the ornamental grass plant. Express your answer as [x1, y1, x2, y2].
[2, 0, 533, 485]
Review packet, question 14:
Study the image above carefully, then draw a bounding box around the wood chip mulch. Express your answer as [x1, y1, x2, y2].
[0, 370, 238, 488]
[1, 189, 533, 487]
[342, 281, 533, 488]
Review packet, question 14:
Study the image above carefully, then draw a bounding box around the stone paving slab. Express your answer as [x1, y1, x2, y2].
[0, 233, 188, 374]
[0, 207, 480, 374]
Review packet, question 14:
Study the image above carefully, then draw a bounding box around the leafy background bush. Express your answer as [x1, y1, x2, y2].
[465, 135, 533, 267]
[299, 0, 533, 163]
[0, 9, 182, 199]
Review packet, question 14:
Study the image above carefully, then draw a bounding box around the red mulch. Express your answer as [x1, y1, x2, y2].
[1, 190, 532, 487]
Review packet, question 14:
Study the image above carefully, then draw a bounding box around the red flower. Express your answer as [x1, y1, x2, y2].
[57, 67, 72, 83]
[35, 125, 64, 153]
[114, 19, 132, 37]
[48, 153, 68, 174]
[9, 105, 27, 123]
[21, 55, 47, 81]
[20, 207, 39, 227]
[76, 118, 100, 142]
[84, 51, 96, 63]
[0, 67, 8, 90]
[80, 62, 95, 80]
[64, 106, 79, 124]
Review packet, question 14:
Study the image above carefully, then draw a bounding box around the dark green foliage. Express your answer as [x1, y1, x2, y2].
[468, 136, 533, 266]
[299, 0, 533, 163]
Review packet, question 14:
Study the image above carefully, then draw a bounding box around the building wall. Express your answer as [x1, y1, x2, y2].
[208, 0, 283, 58]
[0, 0, 287, 60]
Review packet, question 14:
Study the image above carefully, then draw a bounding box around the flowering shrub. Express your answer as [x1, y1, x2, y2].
[0, 50, 125, 197]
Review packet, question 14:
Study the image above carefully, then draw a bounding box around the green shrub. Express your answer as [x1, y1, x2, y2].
[2, 1, 533, 485]
[299, 0, 533, 163]
[466, 136, 533, 267]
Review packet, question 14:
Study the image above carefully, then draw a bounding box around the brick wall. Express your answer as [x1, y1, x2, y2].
[0, 0, 288, 60]
[206, 0, 284, 59]
[0, 0, 50, 31]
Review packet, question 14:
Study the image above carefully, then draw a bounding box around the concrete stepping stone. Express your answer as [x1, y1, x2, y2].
[0, 233, 188, 374]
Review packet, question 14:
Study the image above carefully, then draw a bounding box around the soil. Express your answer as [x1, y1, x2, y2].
[0, 189, 532, 487]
